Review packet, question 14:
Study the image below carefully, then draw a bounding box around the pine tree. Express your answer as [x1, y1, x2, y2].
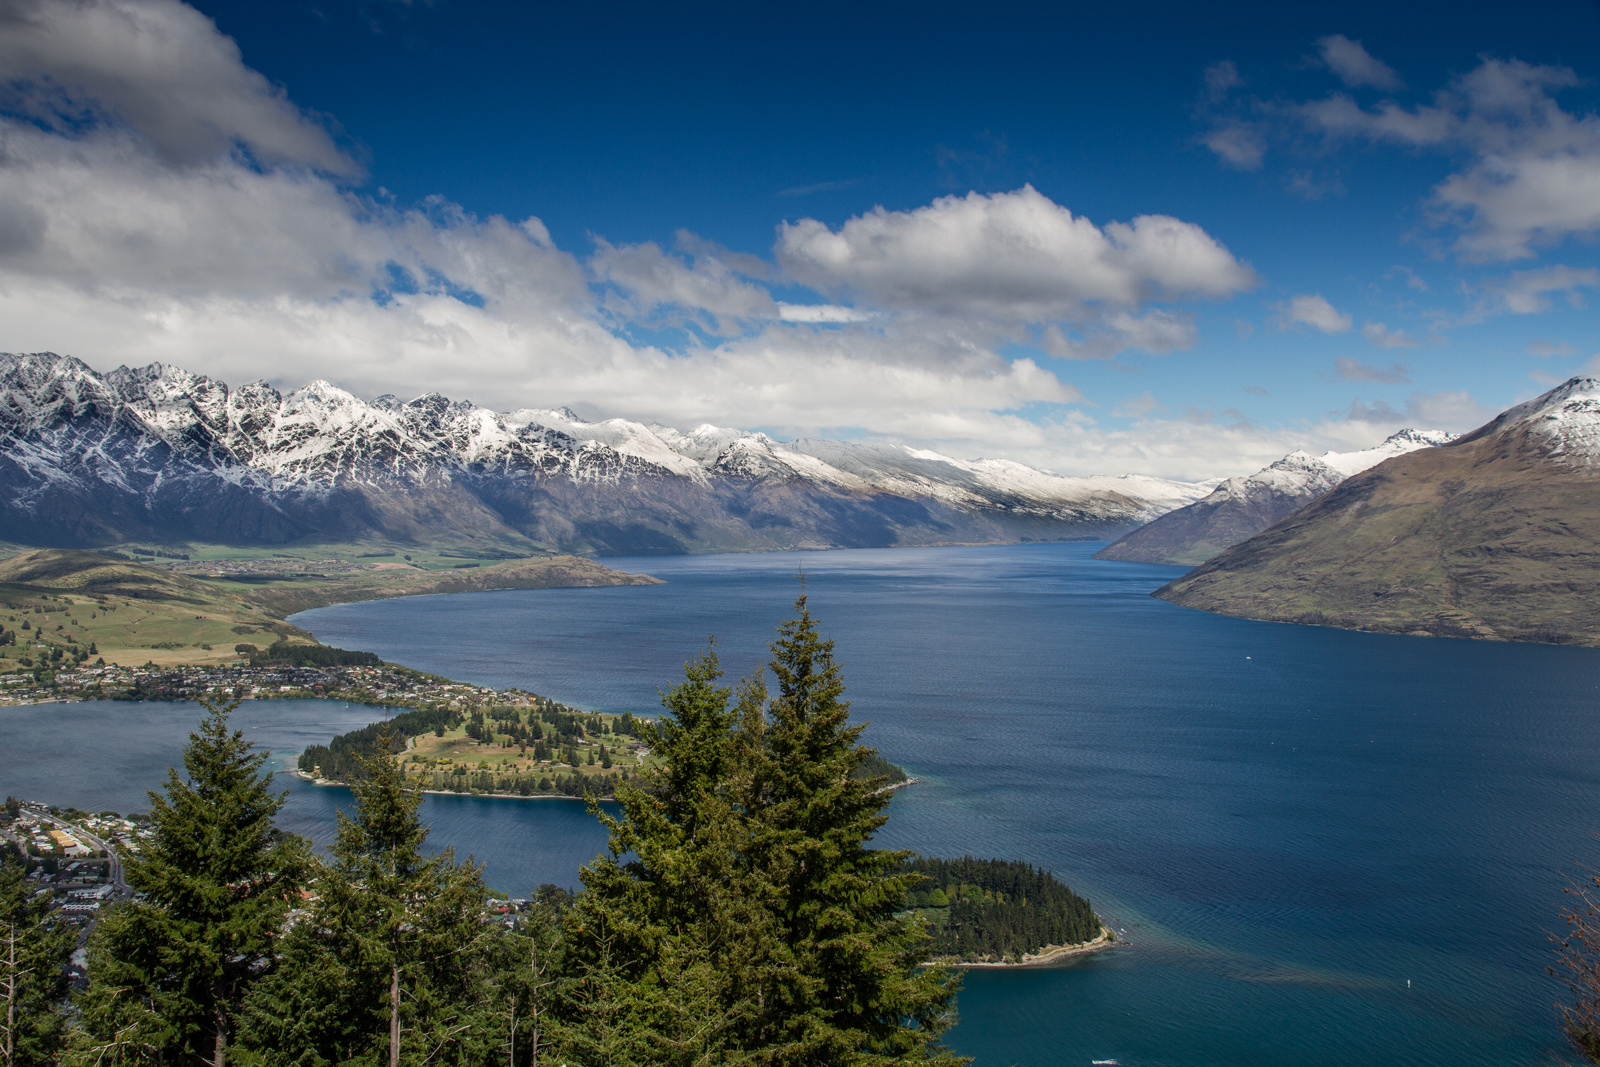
[242, 737, 495, 1067]
[564, 646, 759, 1064]
[567, 603, 966, 1066]
[482, 899, 564, 1067]
[72, 693, 307, 1067]
[0, 855, 72, 1067]
[735, 592, 965, 1066]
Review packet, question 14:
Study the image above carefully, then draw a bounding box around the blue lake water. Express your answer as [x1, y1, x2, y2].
[8, 542, 1600, 1065]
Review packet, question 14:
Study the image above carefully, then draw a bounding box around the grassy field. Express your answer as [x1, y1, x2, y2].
[0, 547, 661, 668]
[395, 712, 647, 784]
[0, 550, 305, 668]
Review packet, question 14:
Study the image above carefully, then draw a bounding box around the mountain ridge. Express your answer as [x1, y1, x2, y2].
[0, 352, 1214, 555]
[1154, 377, 1600, 646]
[1093, 429, 1455, 566]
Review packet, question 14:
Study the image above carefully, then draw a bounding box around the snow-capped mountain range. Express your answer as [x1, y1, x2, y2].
[1094, 428, 1457, 566]
[0, 352, 1217, 553]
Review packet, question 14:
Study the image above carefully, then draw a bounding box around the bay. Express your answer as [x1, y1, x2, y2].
[7, 541, 1600, 1065]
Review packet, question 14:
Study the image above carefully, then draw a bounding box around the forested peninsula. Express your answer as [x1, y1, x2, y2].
[903, 856, 1111, 965]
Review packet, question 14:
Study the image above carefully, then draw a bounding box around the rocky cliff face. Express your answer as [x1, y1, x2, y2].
[1155, 378, 1600, 645]
[1093, 429, 1454, 566]
[0, 352, 1212, 554]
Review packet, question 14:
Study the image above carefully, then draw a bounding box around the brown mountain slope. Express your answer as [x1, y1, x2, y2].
[1095, 431, 1451, 566]
[1155, 380, 1600, 645]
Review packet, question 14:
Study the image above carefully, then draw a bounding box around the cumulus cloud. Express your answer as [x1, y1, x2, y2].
[1203, 125, 1265, 169]
[776, 185, 1256, 322]
[1361, 321, 1417, 348]
[1282, 294, 1353, 333]
[0, 0, 1284, 482]
[1345, 389, 1490, 430]
[1335, 356, 1411, 383]
[776, 303, 870, 323]
[1315, 35, 1404, 92]
[1112, 391, 1165, 418]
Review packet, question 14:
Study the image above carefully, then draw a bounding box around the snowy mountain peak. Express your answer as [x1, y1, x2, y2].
[1496, 377, 1600, 465]
[1320, 428, 1458, 478]
[1381, 428, 1455, 449]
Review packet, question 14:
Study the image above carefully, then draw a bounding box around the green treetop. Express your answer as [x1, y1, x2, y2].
[73, 694, 307, 1067]
[0, 854, 72, 1067]
[241, 737, 496, 1067]
[565, 595, 966, 1067]
[738, 593, 963, 1065]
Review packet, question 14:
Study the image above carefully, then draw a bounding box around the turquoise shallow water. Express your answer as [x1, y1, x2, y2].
[9, 542, 1600, 1065]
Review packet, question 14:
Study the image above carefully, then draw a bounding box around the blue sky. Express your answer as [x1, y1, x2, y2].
[0, 0, 1597, 478]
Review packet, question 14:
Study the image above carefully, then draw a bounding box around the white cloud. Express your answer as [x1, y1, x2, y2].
[776, 185, 1256, 322]
[1282, 294, 1353, 333]
[0, 0, 1097, 450]
[1361, 321, 1417, 348]
[1528, 340, 1577, 357]
[588, 238, 777, 334]
[776, 303, 870, 323]
[1315, 35, 1404, 92]
[1344, 389, 1490, 430]
[1202, 124, 1266, 169]
[1203, 60, 1244, 102]
[1105, 309, 1198, 353]
[1489, 265, 1599, 314]
[1298, 59, 1600, 261]
[0, 0, 1302, 484]
[0, 0, 354, 173]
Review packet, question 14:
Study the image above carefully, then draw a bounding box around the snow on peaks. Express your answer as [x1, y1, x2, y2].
[1499, 377, 1600, 466]
[0, 354, 1221, 517]
[1215, 451, 1342, 501]
[1320, 427, 1457, 478]
[1212, 429, 1454, 504]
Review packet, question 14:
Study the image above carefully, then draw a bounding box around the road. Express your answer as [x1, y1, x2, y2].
[19, 805, 128, 896]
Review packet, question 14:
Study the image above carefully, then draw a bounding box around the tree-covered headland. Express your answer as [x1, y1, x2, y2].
[902, 857, 1106, 963]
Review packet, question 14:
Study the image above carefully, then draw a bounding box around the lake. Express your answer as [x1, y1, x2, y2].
[8, 542, 1600, 1065]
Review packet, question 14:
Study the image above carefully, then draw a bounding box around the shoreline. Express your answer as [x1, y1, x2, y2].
[291, 766, 922, 803]
[930, 926, 1118, 970]
[290, 766, 613, 801]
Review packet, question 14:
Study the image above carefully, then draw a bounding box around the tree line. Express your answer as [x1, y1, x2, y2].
[1, 594, 969, 1066]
